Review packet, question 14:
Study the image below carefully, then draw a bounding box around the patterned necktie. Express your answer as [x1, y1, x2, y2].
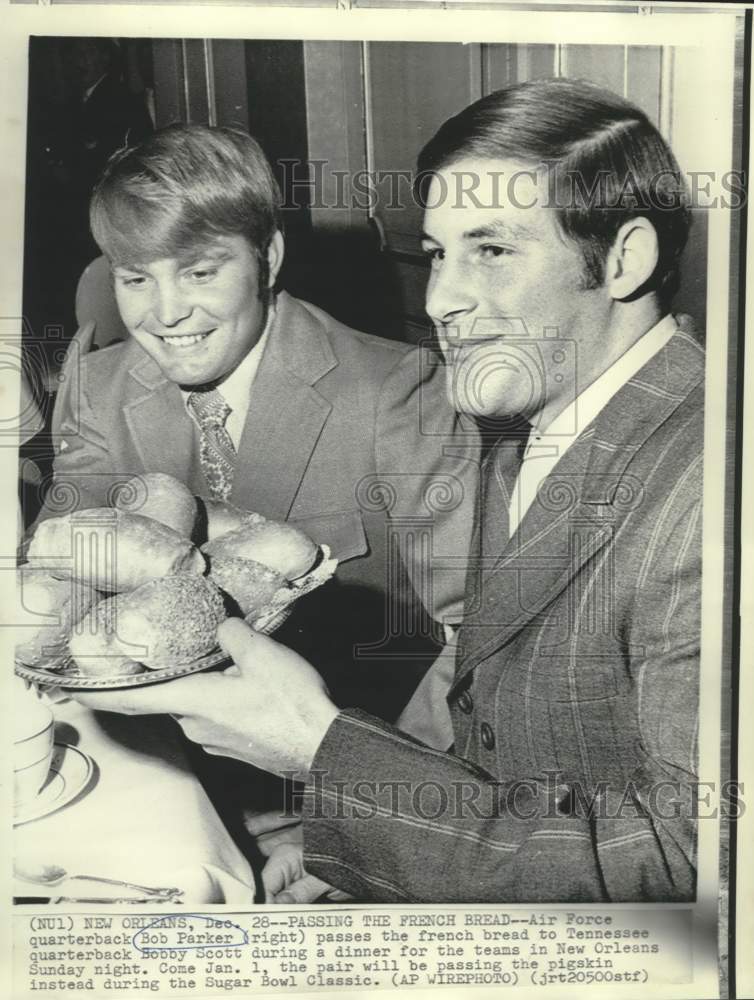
[187, 388, 236, 501]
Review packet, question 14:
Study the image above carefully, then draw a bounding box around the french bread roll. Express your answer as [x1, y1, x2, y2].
[111, 575, 227, 669]
[69, 596, 144, 677]
[27, 509, 205, 592]
[15, 567, 97, 667]
[207, 555, 286, 619]
[113, 473, 197, 537]
[203, 499, 266, 543]
[203, 520, 318, 582]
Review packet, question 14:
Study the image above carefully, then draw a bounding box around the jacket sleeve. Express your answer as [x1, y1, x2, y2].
[302, 709, 615, 903]
[301, 484, 701, 904]
[302, 701, 697, 904]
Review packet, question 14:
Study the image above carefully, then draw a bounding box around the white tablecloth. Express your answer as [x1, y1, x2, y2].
[14, 694, 256, 904]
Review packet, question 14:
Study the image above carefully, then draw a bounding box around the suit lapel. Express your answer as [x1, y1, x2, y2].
[230, 293, 337, 519]
[121, 295, 338, 515]
[122, 354, 200, 489]
[455, 430, 604, 686]
[452, 327, 704, 692]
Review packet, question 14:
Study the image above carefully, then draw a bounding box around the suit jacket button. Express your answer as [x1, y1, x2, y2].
[480, 722, 495, 751]
[457, 691, 473, 714]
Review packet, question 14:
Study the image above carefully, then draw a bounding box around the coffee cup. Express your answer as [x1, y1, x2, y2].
[13, 685, 54, 807]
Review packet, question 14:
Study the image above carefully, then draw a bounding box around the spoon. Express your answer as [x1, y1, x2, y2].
[18, 896, 184, 905]
[14, 863, 183, 899]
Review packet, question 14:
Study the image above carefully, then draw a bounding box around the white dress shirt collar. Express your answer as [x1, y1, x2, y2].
[509, 314, 678, 534]
[529, 313, 678, 447]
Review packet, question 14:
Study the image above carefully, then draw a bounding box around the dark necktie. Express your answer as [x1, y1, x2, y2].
[479, 417, 532, 565]
[456, 419, 531, 665]
[187, 388, 236, 501]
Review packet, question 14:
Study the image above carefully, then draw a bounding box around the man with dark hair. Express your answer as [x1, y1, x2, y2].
[416, 77, 690, 307]
[76, 80, 703, 903]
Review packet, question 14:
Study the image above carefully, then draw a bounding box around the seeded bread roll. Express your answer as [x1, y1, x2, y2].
[70, 576, 226, 674]
[27, 509, 205, 592]
[207, 555, 286, 619]
[15, 567, 97, 668]
[203, 520, 318, 582]
[113, 575, 227, 669]
[69, 596, 144, 677]
[114, 473, 198, 537]
[203, 499, 267, 543]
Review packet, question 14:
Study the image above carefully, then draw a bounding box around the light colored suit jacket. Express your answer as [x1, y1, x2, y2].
[303, 325, 704, 902]
[42, 291, 478, 716]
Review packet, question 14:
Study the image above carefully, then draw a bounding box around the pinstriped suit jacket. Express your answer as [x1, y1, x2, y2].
[303, 325, 704, 902]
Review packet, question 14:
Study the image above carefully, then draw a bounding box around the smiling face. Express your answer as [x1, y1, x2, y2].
[113, 233, 281, 387]
[422, 158, 609, 426]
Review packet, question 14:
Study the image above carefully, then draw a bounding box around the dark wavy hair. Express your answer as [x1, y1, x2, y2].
[416, 78, 691, 305]
[90, 124, 282, 287]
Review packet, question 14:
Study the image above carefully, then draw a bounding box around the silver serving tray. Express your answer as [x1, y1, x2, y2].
[16, 645, 234, 690]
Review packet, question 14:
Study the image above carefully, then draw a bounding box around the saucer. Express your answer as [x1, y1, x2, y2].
[14, 744, 94, 826]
